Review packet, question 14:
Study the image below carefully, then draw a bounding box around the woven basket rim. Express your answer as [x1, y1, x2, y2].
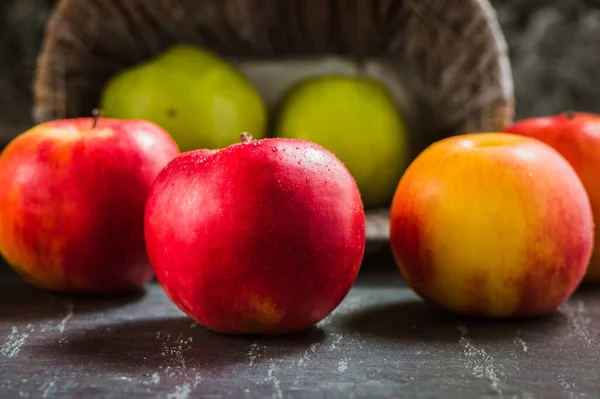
[476, 0, 514, 103]
[32, 0, 514, 119]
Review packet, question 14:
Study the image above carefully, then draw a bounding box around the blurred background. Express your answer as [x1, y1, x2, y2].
[2, 0, 600, 143]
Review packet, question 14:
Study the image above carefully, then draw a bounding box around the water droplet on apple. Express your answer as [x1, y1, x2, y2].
[306, 176, 310, 182]
[272, 147, 278, 152]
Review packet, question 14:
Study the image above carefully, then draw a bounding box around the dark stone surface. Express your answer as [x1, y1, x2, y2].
[1, 256, 600, 399]
[2, 5, 600, 395]
[490, 0, 600, 119]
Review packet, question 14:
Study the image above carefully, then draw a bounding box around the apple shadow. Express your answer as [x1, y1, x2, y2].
[338, 298, 570, 344]
[0, 266, 147, 322]
[30, 316, 326, 373]
[574, 281, 600, 296]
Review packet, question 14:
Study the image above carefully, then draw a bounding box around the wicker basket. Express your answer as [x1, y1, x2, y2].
[32, 0, 514, 254]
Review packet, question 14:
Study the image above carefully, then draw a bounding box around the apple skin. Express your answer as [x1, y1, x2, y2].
[144, 136, 366, 335]
[504, 112, 600, 282]
[0, 117, 180, 294]
[390, 133, 594, 317]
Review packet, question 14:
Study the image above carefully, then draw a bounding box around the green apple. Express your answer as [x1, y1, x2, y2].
[274, 75, 409, 208]
[99, 44, 267, 152]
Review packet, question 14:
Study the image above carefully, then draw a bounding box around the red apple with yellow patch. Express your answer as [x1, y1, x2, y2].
[505, 111, 600, 282]
[390, 132, 594, 317]
[144, 133, 365, 335]
[0, 111, 180, 294]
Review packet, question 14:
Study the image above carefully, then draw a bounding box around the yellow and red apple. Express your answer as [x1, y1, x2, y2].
[0, 112, 180, 294]
[505, 112, 600, 282]
[390, 132, 594, 317]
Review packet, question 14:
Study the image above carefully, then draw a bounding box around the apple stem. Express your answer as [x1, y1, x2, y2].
[240, 132, 253, 143]
[91, 108, 103, 128]
[565, 110, 575, 120]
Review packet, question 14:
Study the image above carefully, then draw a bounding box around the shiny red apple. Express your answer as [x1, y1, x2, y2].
[144, 133, 366, 335]
[0, 110, 180, 294]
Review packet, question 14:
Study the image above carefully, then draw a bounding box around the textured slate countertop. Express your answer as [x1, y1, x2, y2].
[1, 253, 599, 399]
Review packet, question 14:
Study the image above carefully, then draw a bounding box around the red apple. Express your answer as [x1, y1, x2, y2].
[390, 133, 593, 317]
[144, 133, 365, 335]
[0, 111, 180, 294]
[505, 112, 600, 282]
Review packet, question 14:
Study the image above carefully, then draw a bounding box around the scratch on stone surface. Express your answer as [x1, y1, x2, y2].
[166, 385, 191, 399]
[337, 359, 348, 372]
[329, 333, 344, 350]
[40, 378, 57, 398]
[558, 374, 575, 390]
[56, 302, 74, 333]
[114, 376, 136, 382]
[560, 301, 598, 348]
[39, 302, 74, 334]
[265, 363, 283, 399]
[1, 324, 34, 358]
[514, 337, 529, 353]
[457, 325, 507, 394]
[159, 333, 193, 377]
[296, 351, 310, 368]
[293, 343, 321, 386]
[166, 373, 202, 399]
[296, 342, 320, 369]
[142, 372, 161, 386]
[247, 342, 261, 366]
